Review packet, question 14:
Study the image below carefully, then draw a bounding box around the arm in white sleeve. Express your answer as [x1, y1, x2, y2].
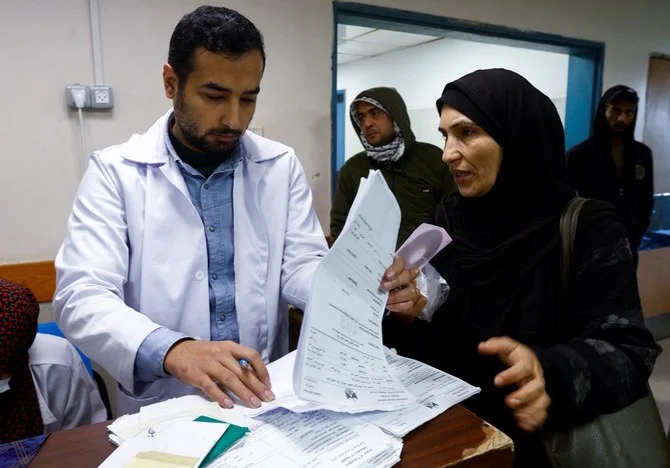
[280, 153, 329, 310]
[54, 153, 165, 393]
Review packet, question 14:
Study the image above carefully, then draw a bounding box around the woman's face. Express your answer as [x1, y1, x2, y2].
[439, 105, 502, 197]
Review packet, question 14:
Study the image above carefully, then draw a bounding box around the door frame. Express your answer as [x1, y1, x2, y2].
[331, 2, 605, 191]
[332, 89, 346, 194]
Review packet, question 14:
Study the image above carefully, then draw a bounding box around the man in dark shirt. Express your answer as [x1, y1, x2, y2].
[567, 86, 654, 265]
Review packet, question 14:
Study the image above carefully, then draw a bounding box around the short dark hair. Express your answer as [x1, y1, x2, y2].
[168, 5, 266, 83]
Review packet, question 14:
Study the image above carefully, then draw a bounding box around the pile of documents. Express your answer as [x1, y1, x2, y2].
[212, 408, 402, 467]
[101, 396, 251, 467]
[100, 349, 479, 467]
[244, 348, 480, 438]
[293, 170, 415, 413]
[292, 170, 476, 421]
[100, 171, 480, 467]
[101, 394, 402, 467]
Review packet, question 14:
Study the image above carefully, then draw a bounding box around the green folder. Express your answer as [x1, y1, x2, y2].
[193, 416, 249, 467]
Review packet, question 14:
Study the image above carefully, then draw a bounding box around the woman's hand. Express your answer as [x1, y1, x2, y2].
[478, 337, 551, 432]
[381, 256, 427, 321]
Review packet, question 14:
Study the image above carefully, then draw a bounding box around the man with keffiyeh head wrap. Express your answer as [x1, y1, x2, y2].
[331, 87, 455, 248]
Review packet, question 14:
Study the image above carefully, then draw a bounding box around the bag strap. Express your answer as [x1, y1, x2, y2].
[560, 197, 589, 294]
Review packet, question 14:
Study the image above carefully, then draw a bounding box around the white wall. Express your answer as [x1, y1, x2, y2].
[0, 0, 331, 263]
[2, 0, 670, 260]
[338, 37, 569, 159]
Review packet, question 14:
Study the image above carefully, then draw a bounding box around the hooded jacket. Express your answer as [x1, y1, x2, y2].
[330, 87, 455, 248]
[567, 86, 654, 250]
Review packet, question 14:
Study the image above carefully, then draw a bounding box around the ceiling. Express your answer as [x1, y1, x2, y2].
[337, 25, 438, 65]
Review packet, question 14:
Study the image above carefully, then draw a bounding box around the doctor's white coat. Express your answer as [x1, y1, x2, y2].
[54, 111, 328, 415]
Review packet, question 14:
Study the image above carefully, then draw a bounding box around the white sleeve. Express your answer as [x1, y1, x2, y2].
[59, 360, 108, 430]
[280, 153, 329, 310]
[30, 335, 108, 432]
[54, 154, 161, 392]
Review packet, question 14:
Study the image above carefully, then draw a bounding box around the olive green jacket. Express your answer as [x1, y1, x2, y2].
[331, 87, 455, 248]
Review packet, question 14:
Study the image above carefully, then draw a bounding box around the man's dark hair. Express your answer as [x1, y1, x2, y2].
[168, 5, 265, 83]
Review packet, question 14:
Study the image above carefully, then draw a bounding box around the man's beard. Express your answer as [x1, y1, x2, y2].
[611, 122, 629, 132]
[174, 94, 243, 153]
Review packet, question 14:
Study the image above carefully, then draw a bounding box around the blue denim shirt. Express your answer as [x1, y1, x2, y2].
[133, 127, 242, 383]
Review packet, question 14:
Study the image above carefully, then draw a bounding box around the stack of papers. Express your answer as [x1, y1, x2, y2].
[293, 170, 415, 413]
[242, 349, 480, 437]
[102, 346, 480, 467]
[101, 417, 247, 468]
[357, 349, 480, 437]
[210, 408, 402, 467]
[102, 395, 402, 468]
[102, 396, 252, 467]
[107, 395, 253, 445]
[99, 169, 479, 467]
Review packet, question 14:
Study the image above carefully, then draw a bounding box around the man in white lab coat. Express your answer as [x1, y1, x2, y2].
[54, 5, 424, 417]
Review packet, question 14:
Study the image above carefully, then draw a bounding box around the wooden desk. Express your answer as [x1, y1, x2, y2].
[31, 405, 513, 467]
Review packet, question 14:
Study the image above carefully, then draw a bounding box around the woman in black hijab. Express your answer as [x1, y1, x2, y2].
[384, 69, 661, 466]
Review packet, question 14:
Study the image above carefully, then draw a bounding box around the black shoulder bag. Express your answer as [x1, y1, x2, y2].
[543, 197, 670, 467]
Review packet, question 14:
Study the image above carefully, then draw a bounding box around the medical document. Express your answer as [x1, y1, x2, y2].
[100, 420, 229, 468]
[293, 170, 415, 412]
[244, 350, 480, 438]
[357, 350, 481, 437]
[209, 408, 402, 468]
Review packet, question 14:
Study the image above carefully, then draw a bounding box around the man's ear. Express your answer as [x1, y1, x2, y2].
[163, 64, 179, 99]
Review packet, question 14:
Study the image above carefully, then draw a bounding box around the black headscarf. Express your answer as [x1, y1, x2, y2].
[431, 68, 575, 297]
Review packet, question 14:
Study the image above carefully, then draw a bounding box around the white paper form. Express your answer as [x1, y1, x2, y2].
[100, 420, 229, 468]
[357, 351, 481, 437]
[242, 352, 321, 417]
[293, 170, 415, 412]
[208, 408, 401, 468]
[108, 395, 252, 444]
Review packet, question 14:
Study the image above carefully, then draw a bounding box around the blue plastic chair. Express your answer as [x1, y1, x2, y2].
[36, 322, 94, 378]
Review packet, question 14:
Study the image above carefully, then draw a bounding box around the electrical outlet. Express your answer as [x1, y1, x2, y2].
[89, 85, 114, 109]
[66, 84, 91, 109]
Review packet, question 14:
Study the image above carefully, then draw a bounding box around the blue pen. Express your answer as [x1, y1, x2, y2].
[239, 358, 250, 370]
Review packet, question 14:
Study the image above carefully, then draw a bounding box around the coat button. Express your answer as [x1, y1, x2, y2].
[195, 271, 205, 281]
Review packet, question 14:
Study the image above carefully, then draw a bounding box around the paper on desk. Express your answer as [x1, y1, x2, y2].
[99, 420, 229, 468]
[193, 417, 249, 467]
[108, 395, 253, 444]
[293, 170, 415, 413]
[242, 351, 320, 417]
[356, 350, 481, 437]
[208, 408, 401, 468]
[244, 348, 480, 439]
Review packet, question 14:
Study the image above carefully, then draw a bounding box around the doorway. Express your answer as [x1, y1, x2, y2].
[644, 56, 670, 195]
[333, 90, 346, 194]
[331, 2, 604, 191]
